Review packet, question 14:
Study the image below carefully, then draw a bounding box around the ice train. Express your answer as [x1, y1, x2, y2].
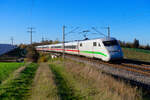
[36, 37, 123, 62]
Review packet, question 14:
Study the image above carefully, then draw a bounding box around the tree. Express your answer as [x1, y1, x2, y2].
[26, 45, 39, 62]
[133, 38, 139, 48]
[19, 44, 27, 49]
[145, 44, 150, 50]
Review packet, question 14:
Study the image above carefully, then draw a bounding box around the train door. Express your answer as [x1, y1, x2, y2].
[86, 41, 93, 58]
[93, 40, 103, 59]
[79, 41, 93, 58]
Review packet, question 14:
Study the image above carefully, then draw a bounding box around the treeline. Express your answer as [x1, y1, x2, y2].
[31, 40, 60, 46]
[19, 40, 60, 48]
[118, 38, 150, 50]
[19, 40, 60, 62]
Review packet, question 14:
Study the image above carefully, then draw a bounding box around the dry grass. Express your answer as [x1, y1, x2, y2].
[57, 59, 142, 100]
[49, 63, 84, 100]
[30, 63, 59, 100]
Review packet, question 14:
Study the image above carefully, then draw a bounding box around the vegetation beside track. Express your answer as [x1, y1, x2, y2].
[0, 63, 38, 100]
[49, 58, 141, 100]
[122, 48, 150, 62]
[0, 62, 24, 84]
[50, 63, 83, 100]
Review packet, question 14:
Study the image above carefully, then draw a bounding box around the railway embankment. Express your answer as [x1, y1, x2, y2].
[48, 58, 141, 100]
[65, 55, 150, 90]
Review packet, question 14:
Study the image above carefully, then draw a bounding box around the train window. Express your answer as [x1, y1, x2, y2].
[103, 40, 118, 46]
[98, 43, 101, 47]
[65, 45, 77, 49]
[80, 43, 82, 47]
[51, 46, 62, 48]
[93, 42, 97, 46]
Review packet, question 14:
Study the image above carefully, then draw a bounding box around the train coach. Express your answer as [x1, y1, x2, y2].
[36, 37, 123, 62]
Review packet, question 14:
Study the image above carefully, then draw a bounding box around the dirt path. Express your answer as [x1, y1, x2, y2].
[30, 63, 59, 100]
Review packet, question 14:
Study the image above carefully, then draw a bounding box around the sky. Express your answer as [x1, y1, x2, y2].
[0, 0, 150, 45]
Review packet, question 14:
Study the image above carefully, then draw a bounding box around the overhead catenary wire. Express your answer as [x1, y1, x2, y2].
[91, 27, 107, 37]
[62, 26, 80, 60]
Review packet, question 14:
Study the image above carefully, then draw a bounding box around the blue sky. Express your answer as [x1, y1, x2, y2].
[0, 0, 150, 45]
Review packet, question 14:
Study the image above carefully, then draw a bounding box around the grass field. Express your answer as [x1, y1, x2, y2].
[0, 51, 148, 100]
[0, 62, 24, 84]
[0, 63, 38, 100]
[122, 47, 150, 62]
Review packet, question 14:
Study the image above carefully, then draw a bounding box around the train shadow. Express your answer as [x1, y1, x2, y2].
[109, 58, 150, 66]
[122, 58, 150, 65]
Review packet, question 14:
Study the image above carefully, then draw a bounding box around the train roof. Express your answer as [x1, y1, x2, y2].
[36, 37, 117, 47]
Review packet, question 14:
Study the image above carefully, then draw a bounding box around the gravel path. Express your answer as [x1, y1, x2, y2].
[66, 56, 150, 89]
[30, 63, 59, 100]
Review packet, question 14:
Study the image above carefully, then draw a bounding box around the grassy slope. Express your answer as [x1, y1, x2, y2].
[65, 59, 141, 100]
[0, 62, 24, 83]
[50, 63, 83, 100]
[50, 59, 141, 100]
[122, 48, 150, 62]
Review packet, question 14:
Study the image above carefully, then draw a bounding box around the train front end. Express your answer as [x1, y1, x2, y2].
[102, 38, 123, 61]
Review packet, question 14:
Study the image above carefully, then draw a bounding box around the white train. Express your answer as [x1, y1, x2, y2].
[36, 37, 123, 62]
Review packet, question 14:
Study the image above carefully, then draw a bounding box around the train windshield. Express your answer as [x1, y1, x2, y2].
[103, 40, 118, 46]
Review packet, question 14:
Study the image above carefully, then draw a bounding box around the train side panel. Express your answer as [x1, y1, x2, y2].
[92, 39, 110, 61]
[64, 42, 79, 55]
[78, 40, 93, 58]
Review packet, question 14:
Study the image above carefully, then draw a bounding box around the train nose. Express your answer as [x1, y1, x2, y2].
[110, 51, 123, 60]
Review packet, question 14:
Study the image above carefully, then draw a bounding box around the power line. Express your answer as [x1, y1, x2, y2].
[42, 36, 44, 42]
[10, 37, 14, 45]
[79, 30, 90, 40]
[62, 25, 65, 59]
[91, 27, 106, 37]
[104, 26, 110, 38]
[107, 26, 110, 38]
[92, 26, 111, 38]
[41, 33, 45, 42]
[101, 26, 111, 38]
[62, 25, 79, 60]
[27, 27, 35, 45]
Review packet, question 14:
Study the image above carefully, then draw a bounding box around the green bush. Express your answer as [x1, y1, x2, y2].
[38, 53, 51, 62]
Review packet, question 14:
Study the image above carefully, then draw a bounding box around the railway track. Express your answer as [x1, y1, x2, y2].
[66, 54, 150, 77]
[104, 62, 150, 76]
[64, 54, 150, 90]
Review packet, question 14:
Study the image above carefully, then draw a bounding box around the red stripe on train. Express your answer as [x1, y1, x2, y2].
[37, 48, 79, 52]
